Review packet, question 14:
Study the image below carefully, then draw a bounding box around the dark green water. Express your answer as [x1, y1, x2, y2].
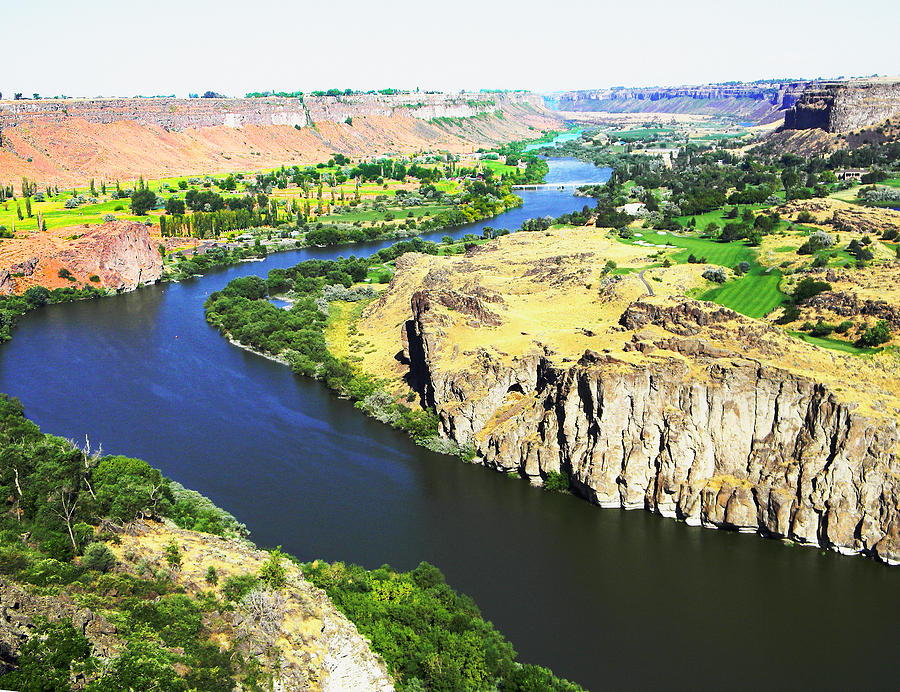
[1, 160, 897, 690]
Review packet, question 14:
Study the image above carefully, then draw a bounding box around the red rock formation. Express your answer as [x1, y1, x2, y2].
[0, 221, 162, 294]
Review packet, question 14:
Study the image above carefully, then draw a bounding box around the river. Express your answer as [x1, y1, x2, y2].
[2, 158, 898, 690]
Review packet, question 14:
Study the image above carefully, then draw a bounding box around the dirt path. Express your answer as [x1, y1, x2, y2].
[638, 269, 655, 296]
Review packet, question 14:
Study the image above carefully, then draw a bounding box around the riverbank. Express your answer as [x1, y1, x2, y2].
[22, 158, 897, 691]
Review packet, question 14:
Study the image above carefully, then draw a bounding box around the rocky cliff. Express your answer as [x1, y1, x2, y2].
[358, 229, 900, 565]
[553, 81, 810, 123]
[0, 220, 163, 294]
[784, 77, 900, 132]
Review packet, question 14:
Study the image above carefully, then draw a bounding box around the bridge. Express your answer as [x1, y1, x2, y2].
[511, 182, 586, 190]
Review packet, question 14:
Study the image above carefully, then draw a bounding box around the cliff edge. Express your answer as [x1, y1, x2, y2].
[357, 229, 900, 564]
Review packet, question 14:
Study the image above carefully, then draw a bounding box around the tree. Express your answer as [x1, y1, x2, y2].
[0, 621, 92, 691]
[781, 169, 799, 189]
[130, 188, 156, 215]
[92, 455, 170, 523]
[23, 285, 50, 309]
[165, 540, 182, 570]
[165, 197, 185, 215]
[794, 277, 832, 302]
[34, 439, 87, 550]
[258, 547, 287, 589]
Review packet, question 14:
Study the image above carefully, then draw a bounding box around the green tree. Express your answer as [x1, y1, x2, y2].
[857, 320, 891, 347]
[130, 188, 156, 216]
[165, 197, 185, 215]
[165, 540, 182, 570]
[259, 547, 287, 589]
[0, 620, 92, 692]
[92, 455, 170, 524]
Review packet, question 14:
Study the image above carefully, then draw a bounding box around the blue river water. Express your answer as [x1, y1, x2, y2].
[1, 158, 898, 690]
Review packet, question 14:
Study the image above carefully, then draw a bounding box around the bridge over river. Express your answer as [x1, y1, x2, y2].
[511, 182, 585, 190]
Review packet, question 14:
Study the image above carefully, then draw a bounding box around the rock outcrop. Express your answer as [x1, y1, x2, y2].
[0, 221, 163, 294]
[110, 521, 394, 691]
[359, 229, 900, 565]
[784, 77, 900, 133]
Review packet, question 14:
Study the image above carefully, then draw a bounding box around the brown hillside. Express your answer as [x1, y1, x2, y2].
[0, 104, 561, 189]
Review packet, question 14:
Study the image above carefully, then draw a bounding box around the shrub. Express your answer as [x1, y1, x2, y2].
[102, 213, 116, 223]
[164, 541, 181, 570]
[89, 274, 100, 282]
[835, 320, 854, 334]
[702, 267, 728, 283]
[809, 321, 835, 337]
[82, 542, 116, 573]
[798, 231, 835, 254]
[258, 548, 287, 589]
[793, 277, 831, 302]
[222, 573, 259, 602]
[205, 566, 218, 586]
[776, 305, 801, 324]
[544, 471, 570, 492]
[857, 320, 891, 347]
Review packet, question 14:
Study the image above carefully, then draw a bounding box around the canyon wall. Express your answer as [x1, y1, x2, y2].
[553, 82, 810, 122]
[0, 92, 539, 132]
[362, 231, 900, 565]
[0, 93, 559, 187]
[784, 78, 900, 132]
[0, 221, 163, 294]
[406, 298, 900, 564]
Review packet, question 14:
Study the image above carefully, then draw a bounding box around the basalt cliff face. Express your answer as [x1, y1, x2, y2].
[552, 81, 810, 123]
[784, 78, 900, 132]
[359, 230, 900, 564]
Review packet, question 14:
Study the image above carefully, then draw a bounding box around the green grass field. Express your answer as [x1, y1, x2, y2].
[618, 230, 786, 318]
[0, 196, 148, 233]
[788, 331, 882, 355]
[699, 265, 783, 318]
[673, 205, 771, 232]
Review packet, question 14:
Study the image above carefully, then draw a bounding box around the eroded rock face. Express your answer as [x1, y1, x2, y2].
[0, 221, 163, 295]
[785, 79, 900, 133]
[63, 221, 163, 291]
[405, 296, 900, 565]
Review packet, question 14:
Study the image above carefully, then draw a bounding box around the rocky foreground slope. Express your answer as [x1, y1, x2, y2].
[0, 520, 394, 691]
[357, 229, 900, 564]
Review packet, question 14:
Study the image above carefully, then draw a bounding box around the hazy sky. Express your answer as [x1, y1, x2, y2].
[5, 0, 898, 97]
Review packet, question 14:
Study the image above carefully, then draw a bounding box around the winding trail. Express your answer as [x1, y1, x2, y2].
[638, 269, 655, 296]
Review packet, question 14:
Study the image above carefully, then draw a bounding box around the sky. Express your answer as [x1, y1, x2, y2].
[4, 0, 899, 98]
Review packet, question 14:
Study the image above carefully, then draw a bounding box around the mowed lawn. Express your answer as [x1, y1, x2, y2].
[620, 230, 786, 318]
[699, 264, 783, 318]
